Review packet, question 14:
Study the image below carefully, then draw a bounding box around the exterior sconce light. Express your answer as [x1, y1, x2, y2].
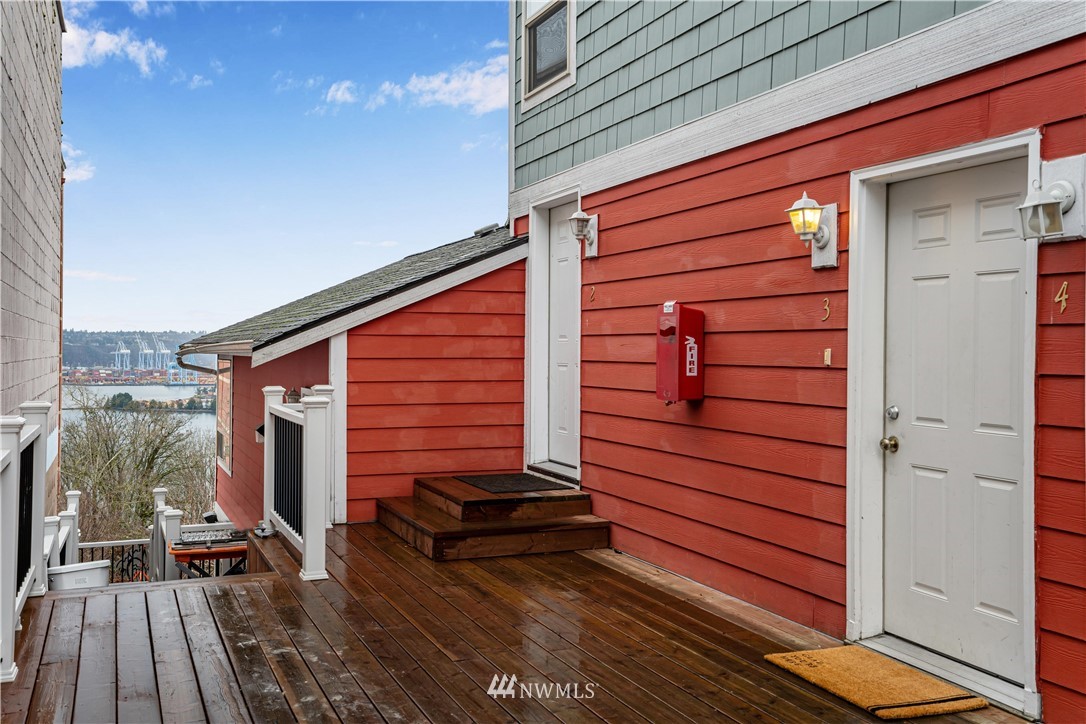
[786, 192, 838, 269]
[569, 209, 599, 259]
[1018, 179, 1076, 240]
[285, 387, 301, 404]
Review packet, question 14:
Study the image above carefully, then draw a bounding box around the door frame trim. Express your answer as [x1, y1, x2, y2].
[525, 186, 583, 481]
[845, 129, 1041, 717]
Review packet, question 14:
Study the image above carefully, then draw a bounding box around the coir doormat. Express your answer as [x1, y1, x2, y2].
[765, 646, 988, 720]
[455, 474, 567, 494]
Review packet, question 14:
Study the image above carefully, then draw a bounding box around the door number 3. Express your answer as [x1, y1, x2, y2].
[1054, 281, 1069, 314]
[821, 298, 830, 322]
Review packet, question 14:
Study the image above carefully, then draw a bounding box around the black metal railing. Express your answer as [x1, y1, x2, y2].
[273, 415, 304, 536]
[79, 541, 150, 583]
[15, 445, 34, 593]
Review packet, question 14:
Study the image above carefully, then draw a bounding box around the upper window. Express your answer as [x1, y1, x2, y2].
[527, 1, 568, 92]
[522, 0, 575, 108]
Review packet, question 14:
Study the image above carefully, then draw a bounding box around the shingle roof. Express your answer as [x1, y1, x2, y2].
[181, 225, 525, 352]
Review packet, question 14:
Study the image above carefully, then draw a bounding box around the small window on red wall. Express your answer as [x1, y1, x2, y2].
[216, 358, 232, 475]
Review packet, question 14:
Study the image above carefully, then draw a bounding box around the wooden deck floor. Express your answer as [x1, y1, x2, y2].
[2, 523, 1026, 723]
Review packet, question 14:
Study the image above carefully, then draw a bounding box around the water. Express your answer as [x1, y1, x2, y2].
[63, 384, 216, 436]
[63, 384, 203, 404]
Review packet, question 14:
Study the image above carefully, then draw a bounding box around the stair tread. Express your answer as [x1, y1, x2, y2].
[378, 496, 608, 539]
[416, 476, 589, 507]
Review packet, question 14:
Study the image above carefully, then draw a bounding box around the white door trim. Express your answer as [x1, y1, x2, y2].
[846, 129, 1041, 717]
[525, 187, 582, 482]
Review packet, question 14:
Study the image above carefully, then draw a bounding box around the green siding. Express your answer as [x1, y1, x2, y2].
[513, 0, 988, 188]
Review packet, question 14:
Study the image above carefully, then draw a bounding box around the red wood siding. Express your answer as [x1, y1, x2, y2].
[216, 344, 329, 528]
[1036, 239, 1086, 722]
[513, 215, 529, 237]
[345, 263, 525, 521]
[571, 38, 1085, 641]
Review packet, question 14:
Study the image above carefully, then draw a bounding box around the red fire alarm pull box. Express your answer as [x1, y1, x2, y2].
[656, 300, 705, 404]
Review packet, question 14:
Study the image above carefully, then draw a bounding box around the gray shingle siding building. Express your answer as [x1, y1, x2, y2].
[0, 1, 64, 506]
[512, 0, 988, 189]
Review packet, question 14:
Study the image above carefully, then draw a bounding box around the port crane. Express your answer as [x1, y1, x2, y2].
[166, 362, 198, 385]
[153, 336, 171, 369]
[112, 341, 131, 370]
[134, 335, 156, 369]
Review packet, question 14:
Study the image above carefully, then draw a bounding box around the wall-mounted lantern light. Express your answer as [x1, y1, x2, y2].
[786, 192, 838, 269]
[1018, 179, 1076, 240]
[569, 209, 599, 258]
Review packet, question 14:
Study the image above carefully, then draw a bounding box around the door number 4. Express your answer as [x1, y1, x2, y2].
[1054, 281, 1069, 315]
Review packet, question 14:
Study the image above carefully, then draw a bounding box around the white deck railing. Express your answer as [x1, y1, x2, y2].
[148, 487, 242, 581]
[262, 386, 329, 581]
[1, 401, 51, 683]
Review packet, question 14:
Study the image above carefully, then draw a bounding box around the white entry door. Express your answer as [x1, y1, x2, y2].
[547, 201, 580, 469]
[883, 158, 1028, 683]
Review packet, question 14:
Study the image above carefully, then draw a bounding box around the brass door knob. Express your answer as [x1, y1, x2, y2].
[879, 436, 899, 453]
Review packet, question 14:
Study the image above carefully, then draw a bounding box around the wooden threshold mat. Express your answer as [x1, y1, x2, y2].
[765, 646, 988, 720]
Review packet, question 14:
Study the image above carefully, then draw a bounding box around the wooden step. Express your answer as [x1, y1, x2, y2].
[415, 475, 592, 522]
[377, 496, 609, 562]
[247, 533, 300, 577]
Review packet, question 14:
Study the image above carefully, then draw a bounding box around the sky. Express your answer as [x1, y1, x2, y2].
[60, 0, 510, 333]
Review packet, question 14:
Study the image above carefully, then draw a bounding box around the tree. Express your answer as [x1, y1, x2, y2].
[61, 387, 215, 541]
[106, 392, 133, 409]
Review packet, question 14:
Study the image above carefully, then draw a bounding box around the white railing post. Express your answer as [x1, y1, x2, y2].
[310, 384, 335, 529]
[43, 516, 61, 569]
[163, 509, 183, 581]
[58, 510, 77, 566]
[262, 386, 285, 531]
[19, 402, 50, 597]
[0, 416, 26, 683]
[64, 491, 81, 565]
[300, 396, 330, 581]
[151, 488, 167, 582]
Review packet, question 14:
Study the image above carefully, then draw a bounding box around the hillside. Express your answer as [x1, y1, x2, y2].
[63, 330, 214, 369]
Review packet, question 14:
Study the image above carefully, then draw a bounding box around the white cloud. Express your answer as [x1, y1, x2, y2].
[461, 134, 502, 153]
[272, 71, 324, 93]
[170, 70, 211, 89]
[65, 269, 136, 283]
[210, 58, 225, 75]
[64, 1, 97, 21]
[485, 39, 508, 50]
[270, 24, 283, 37]
[61, 142, 96, 182]
[62, 6, 167, 77]
[364, 81, 404, 111]
[372, 55, 508, 116]
[354, 241, 399, 248]
[460, 133, 504, 154]
[129, 1, 174, 17]
[325, 80, 359, 105]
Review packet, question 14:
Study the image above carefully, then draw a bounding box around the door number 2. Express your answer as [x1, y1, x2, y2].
[1054, 281, 1069, 314]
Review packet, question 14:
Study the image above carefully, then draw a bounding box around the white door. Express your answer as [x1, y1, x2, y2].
[883, 158, 1028, 683]
[547, 201, 580, 469]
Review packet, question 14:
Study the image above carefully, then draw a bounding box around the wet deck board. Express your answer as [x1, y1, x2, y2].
[1, 523, 1027, 724]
